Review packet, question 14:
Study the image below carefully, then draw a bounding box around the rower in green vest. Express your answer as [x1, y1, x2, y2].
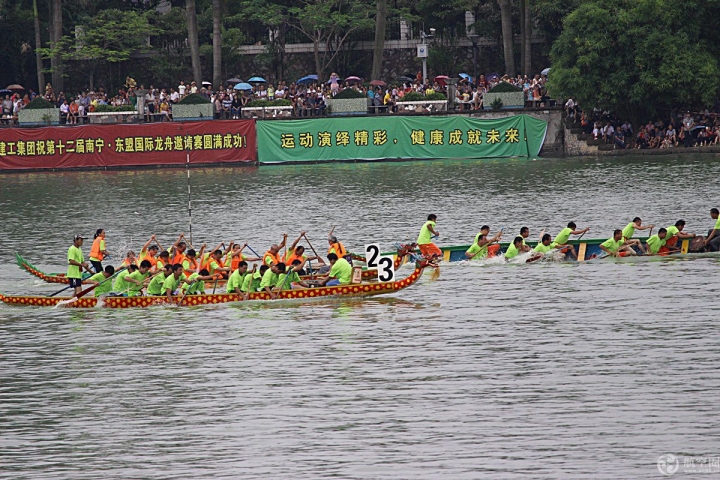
[146, 264, 173, 295]
[533, 234, 554, 254]
[704, 208, 720, 251]
[465, 229, 503, 260]
[182, 269, 212, 295]
[665, 219, 696, 250]
[504, 236, 525, 261]
[226, 262, 249, 294]
[551, 222, 589, 259]
[242, 265, 268, 294]
[646, 228, 669, 255]
[621, 217, 654, 253]
[86, 265, 116, 297]
[600, 229, 637, 257]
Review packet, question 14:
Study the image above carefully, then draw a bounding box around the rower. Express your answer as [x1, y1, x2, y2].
[704, 208, 720, 251]
[139, 235, 162, 271]
[202, 249, 230, 278]
[647, 228, 669, 255]
[113, 263, 137, 294]
[87, 265, 115, 297]
[276, 260, 311, 290]
[122, 260, 152, 296]
[163, 263, 187, 301]
[264, 235, 287, 267]
[226, 243, 260, 272]
[182, 269, 213, 295]
[621, 217, 653, 253]
[242, 265, 268, 294]
[171, 239, 188, 266]
[226, 261, 250, 295]
[67, 234, 93, 296]
[260, 262, 286, 299]
[465, 229, 502, 261]
[146, 264, 173, 296]
[183, 247, 206, 276]
[89, 229, 107, 273]
[600, 229, 637, 257]
[155, 251, 171, 270]
[417, 214, 441, 259]
[551, 222, 590, 260]
[518, 227, 532, 253]
[533, 234, 554, 254]
[665, 220, 696, 250]
[473, 226, 502, 257]
[319, 253, 352, 286]
[119, 250, 138, 269]
[327, 235, 349, 261]
[504, 236, 525, 261]
[286, 232, 321, 274]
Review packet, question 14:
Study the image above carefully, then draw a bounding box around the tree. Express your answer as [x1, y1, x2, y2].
[50, 0, 63, 92]
[287, 0, 375, 79]
[212, 0, 222, 89]
[549, 0, 720, 124]
[522, 0, 531, 75]
[186, 0, 202, 86]
[497, 0, 514, 76]
[33, 0, 45, 92]
[370, 0, 387, 80]
[40, 9, 155, 90]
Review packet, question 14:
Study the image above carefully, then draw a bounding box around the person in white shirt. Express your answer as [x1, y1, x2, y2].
[178, 81, 186, 96]
[170, 88, 180, 103]
[602, 123, 615, 143]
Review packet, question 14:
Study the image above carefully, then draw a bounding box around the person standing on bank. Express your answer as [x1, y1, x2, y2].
[68, 234, 94, 296]
[89, 229, 107, 273]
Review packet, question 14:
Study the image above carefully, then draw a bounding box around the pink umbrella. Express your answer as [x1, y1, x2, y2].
[369, 80, 386, 87]
[434, 75, 449, 86]
[345, 76, 362, 83]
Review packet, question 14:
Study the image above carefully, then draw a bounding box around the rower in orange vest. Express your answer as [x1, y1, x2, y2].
[285, 232, 323, 274]
[226, 242, 260, 271]
[263, 234, 287, 267]
[139, 235, 163, 271]
[327, 235, 348, 260]
[201, 249, 230, 278]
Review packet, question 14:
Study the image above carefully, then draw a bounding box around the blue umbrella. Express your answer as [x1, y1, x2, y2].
[234, 82, 252, 91]
[541, 67, 551, 76]
[297, 75, 318, 85]
[247, 76, 267, 83]
[459, 73, 472, 80]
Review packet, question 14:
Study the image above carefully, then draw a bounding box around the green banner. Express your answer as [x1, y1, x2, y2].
[256, 114, 547, 163]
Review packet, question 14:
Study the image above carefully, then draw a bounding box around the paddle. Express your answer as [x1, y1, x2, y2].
[178, 280, 197, 307]
[212, 277, 219, 294]
[65, 267, 127, 300]
[245, 244, 262, 258]
[302, 233, 325, 265]
[47, 265, 105, 297]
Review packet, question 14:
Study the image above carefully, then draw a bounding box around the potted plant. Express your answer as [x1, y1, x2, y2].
[18, 97, 60, 126]
[326, 88, 369, 115]
[483, 82, 524, 109]
[172, 93, 214, 121]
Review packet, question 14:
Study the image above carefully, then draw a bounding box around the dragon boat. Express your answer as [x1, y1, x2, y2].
[15, 246, 414, 285]
[353, 237, 712, 264]
[0, 259, 429, 309]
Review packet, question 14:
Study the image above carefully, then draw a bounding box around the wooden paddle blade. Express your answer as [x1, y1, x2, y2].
[577, 243, 587, 262]
[429, 266, 440, 281]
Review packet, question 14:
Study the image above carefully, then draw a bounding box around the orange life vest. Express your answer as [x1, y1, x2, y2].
[230, 253, 245, 271]
[89, 237, 104, 261]
[264, 250, 282, 266]
[183, 257, 198, 276]
[172, 252, 187, 266]
[327, 242, 347, 257]
[141, 253, 158, 269]
[286, 251, 306, 267]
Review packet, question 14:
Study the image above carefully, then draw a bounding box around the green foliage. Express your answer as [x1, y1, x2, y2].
[491, 97, 504, 110]
[246, 99, 292, 107]
[427, 44, 455, 78]
[333, 88, 366, 99]
[549, 0, 720, 122]
[400, 92, 447, 101]
[25, 97, 55, 109]
[425, 92, 447, 100]
[178, 93, 211, 105]
[93, 104, 136, 112]
[488, 82, 523, 93]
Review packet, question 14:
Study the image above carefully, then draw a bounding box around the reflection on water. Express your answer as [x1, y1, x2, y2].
[2, 154, 720, 478]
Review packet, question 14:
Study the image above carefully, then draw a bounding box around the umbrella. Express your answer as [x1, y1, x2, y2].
[7, 84, 24, 91]
[486, 72, 500, 80]
[234, 82, 253, 91]
[0, 89, 12, 96]
[247, 76, 267, 83]
[297, 74, 318, 85]
[541, 67, 551, 76]
[458, 73, 472, 80]
[434, 75, 449, 86]
[201, 81, 212, 86]
[369, 79, 386, 87]
[397, 75, 414, 82]
[226, 77, 243, 84]
[345, 76, 362, 83]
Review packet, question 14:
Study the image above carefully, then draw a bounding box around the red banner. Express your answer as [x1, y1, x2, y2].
[0, 120, 257, 170]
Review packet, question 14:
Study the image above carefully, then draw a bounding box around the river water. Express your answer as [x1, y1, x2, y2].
[1, 154, 720, 478]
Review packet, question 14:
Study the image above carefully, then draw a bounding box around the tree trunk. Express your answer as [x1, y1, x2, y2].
[314, 38, 321, 80]
[50, 0, 63, 93]
[519, 0, 525, 74]
[212, 0, 222, 90]
[497, 0, 515, 77]
[186, 0, 202, 86]
[370, 0, 387, 81]
[523, 0, 532, 75]
[33, 0, 45, 93]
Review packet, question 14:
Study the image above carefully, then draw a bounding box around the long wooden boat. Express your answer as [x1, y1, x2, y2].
[353, 237, 708, 264]
[0, 260, 428, 309]
[16, 247, 413, 285]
